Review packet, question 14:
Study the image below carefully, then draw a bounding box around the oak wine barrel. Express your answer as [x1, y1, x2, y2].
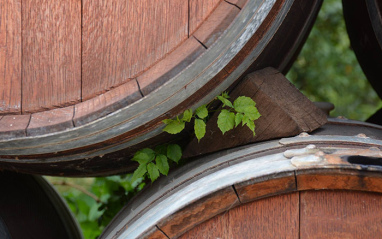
[0, 171, 82, 239]
[0, 0, 322, 176]
[100, 118, 382, 238]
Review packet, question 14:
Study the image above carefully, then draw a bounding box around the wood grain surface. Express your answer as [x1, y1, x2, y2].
[82, 0, 188, 100]
[189, 0, 222, 35]
[73, 79, 142, 126]
[158, 187, 240, 238]
[300, 190, 382, 238]
[22, 0, 81, 113]
[0, 115, 30, 140]
[137, 38, 205, 96]
[235, 172, 296, 203]
[179, 192, 299, 239]
[297, 170, 382, 193]
[226, 0, 248, 9]
[0, 0, 21, 114]
[192, 1, 240, 48]
[27, 106, 74, 136]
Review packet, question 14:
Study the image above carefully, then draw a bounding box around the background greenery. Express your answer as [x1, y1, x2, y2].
[287, 0, 382, 120]
[48, 0, 382, 238]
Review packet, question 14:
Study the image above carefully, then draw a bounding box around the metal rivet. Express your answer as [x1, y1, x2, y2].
[299, 132, 310, 137]
[356, 133, 368, 138]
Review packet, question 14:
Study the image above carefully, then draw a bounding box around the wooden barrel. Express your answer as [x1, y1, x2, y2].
[100, 118, 382, 238]
[343, 0, 382, 99]
[0, 0, 322, 176]
[0, 171, 82, 239]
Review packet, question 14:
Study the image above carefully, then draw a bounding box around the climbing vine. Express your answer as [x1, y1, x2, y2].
[131, 92, 261, 182]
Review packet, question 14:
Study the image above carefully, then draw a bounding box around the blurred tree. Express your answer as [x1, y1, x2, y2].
[50, 175, 144, 239]
[287, 0, 382, 121]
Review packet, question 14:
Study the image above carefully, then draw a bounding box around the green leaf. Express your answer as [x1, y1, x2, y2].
[162, 119, 173, 125]
[217, 96, 233, 108]
[167, 144, 182, 163]
[155, 154, 169, 176]
[195, 105, 208, 119]
[194, 118, 206, 141]
[162, 119, 185, 134]
[217, 109, 235, 134]
[235, 113, 243, 127]
[244, 107, 261, 121]
[221, 92, 230, 99]
[242, 115, 256, 136]
[131, 163, 147, 183]
[233, 96, 260, 120]
[233, 96, 256, 111]
[147, 163, 160, 182]
[154, 145, 167, 155]
[132, 148, 155, 164]
[181, 109, 193, 122]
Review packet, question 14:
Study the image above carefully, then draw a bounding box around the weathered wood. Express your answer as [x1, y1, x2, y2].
[224, 0, 322, 76]
[142, 227, 168, 239]
[100, 119, 382, 238]
[235, 172, 296, 203]
[0, 0, 323, 176]
[82, 0, 188, 100]
[73, 79, 142, 127]
[184, 67, 327, 158]
[22, 0, 81, 113]
[300, 190, 382, 238]
[0, 115, 30, 140]
[189, 0, 222, 35]
[137, 38, 205, 96]
[0, 0, 21, 114]
[192, 1, 240, 48]
[179, 193, 299, 239]
[226, 0, 247, 9]
[297, 169, 382, 193]
[157, 187, 239, 238]
[27, 106, 74, 136]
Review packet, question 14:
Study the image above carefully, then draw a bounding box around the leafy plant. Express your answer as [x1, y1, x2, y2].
[130, 144, 182, 183]
[132, 92, 260, 182]
[53, 175, 145, 239]
[52, 92, 260, 239]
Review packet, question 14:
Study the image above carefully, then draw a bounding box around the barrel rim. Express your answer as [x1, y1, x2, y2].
[100, 127, 382, 238]
[0, 0, 324, 177]
[0, 0, 278, 153]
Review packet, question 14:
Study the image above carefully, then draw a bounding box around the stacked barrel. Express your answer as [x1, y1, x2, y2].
[1, 0, 382, 238]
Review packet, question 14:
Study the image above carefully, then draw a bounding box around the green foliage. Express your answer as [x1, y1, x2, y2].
[55, 175, 145, 239]
[131, 144, 182, 182]
[217, 109, 235, 134]
[155, 154, 169, 176]
[286, 0, 382, 120]
[167, 144, 182, 163]
[195, 105, 208, 119]
[162, 119, 185, 134]
[217, 95, 260, 136]
[133, 92, 260, 184]
[217, 95, 233, 108]
[194, 118, 206, 141]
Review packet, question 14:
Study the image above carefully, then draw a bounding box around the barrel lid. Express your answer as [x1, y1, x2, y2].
[0, 0, 323, 176]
